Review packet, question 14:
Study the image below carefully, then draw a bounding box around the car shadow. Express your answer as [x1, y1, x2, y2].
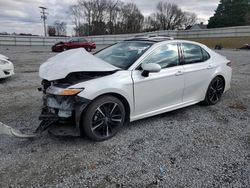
[43, 104, 205, 142]
[0, 77, 14, 83]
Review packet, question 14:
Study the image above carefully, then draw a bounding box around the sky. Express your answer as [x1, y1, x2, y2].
[0, 0, 220, 36]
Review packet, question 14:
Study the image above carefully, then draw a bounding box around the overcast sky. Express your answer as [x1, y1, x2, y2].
[0, 0, 220, 36]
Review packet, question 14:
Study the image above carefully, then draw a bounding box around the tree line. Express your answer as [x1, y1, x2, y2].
[69, 0, 198, 36]
[48, 21, 67, 36]
[47, 0, 250, 37]
[208, 0, 250, 28]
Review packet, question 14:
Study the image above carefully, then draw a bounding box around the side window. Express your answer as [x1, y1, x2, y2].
[70, 38, 79, 42]
[79, 38, 87, 42]
[182, 43, 210, 64]
[141, 43, 179, 69]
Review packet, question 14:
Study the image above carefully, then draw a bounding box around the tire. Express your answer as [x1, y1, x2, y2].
[203, 76, 225, 105]
[85, 47, 91, 52]
[63, 47, 68, 51]
[81, 95, 125, 141]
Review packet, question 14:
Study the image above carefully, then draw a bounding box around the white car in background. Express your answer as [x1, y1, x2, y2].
[39, 37, 232, 141]
[0, 54, 14, 79]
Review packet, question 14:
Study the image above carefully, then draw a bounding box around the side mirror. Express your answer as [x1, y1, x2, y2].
[141, 63, 161, 77]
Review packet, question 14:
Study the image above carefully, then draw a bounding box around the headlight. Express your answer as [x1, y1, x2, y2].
[46, 87, 84, 96]
[0, 59, 9, 65]
[58, 88, 83, 96]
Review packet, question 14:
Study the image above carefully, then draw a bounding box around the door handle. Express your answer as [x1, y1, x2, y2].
[175, 70, 184, 76]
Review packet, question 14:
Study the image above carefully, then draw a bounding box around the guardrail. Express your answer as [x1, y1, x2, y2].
[0, 25, 250, 46]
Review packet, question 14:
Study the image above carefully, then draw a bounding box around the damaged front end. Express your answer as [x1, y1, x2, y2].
[37, 71, 116, 133]
[37, 48, 119, 134]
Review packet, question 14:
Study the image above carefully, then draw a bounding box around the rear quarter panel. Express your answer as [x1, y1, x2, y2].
[207, 48, 232, 92]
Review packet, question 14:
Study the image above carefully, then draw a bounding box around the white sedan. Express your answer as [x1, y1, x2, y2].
[39, 37, 232, 141]
[0, 54, 14, 79]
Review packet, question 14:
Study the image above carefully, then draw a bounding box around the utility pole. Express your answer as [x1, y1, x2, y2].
[39, 6, 48, 37]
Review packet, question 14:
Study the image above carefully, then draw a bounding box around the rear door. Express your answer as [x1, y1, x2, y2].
[132, 43, 185, 118]
[180, 43, 215, 103]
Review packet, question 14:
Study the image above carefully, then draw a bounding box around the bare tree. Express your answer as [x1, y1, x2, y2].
[54, 20, 67, 36]
[77, 0, 93, 35]
[78, 0, 109, 35]
[69, 0, 197, 35]
[106, 0, 121, 34]
[183, 12, 198, 29]
[144, 13, 161, 31]
[119, 3, 144, 33]
[69, 5, 82, 36]
[156, 2, 185, 30]
[47, 25, 56, 36]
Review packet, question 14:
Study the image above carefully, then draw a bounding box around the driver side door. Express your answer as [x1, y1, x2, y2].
[132, 43, 185, 119]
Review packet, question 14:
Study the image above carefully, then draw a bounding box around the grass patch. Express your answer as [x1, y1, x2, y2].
[180, 37, 250, 49]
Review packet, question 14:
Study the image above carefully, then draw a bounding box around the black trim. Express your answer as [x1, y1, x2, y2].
[177, 43, 184, 65]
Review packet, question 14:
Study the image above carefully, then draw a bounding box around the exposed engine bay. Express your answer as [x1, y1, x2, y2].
[42, 71, 118, 89]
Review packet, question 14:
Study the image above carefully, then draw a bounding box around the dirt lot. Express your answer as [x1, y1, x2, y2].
[0, 46, 249, 187]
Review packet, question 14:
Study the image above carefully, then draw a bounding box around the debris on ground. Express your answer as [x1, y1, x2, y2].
[239, 44, 250, 50]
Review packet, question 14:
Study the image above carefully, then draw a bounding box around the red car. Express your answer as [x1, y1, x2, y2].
[52, 37, 96, 52]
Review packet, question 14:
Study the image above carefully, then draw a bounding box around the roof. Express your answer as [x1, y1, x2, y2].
[125, 35, 174, 42]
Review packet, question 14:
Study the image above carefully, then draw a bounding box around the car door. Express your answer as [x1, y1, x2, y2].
[180, 43, 215, 103]
[78, 38, 88, 48]
[71, 38, 79, 49]
[132, 43, 185, 118]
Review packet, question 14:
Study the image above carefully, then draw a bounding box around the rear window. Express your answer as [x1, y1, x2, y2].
[182, 43, 210, 64]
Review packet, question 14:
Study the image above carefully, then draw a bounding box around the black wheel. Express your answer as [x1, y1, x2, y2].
[85, 47, 91, 52]
[63, 46, 68, 51]
[81, 95, 125, 141]
[203, 76, 225, 105]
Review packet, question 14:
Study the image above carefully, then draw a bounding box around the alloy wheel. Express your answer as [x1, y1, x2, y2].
[91, 102, 123, 138]
[208, 78, 224, 103]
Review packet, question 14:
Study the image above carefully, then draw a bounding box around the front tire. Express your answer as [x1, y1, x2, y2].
[81, 95, 125, 141]
[85, 47, 91, 52]
[203, 76, 225, 105]
[62, 46, 68, 51]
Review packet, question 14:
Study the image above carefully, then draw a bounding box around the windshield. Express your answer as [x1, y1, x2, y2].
[94, 41, 153, 69]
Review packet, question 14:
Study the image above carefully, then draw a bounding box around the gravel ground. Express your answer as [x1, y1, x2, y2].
[0, 46, 249, 187]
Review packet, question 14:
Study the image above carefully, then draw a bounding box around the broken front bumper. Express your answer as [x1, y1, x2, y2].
[40, 94, 91, 129]
[46, 95, 75, 118]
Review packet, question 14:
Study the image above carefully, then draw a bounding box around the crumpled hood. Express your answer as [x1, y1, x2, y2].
[39, 48, 118, 81]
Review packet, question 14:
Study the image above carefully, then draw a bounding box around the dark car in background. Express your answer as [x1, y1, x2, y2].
[51, 37, 96, 52]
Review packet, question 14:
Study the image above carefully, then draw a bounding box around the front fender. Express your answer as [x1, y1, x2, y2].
[71, 71, 134, 114]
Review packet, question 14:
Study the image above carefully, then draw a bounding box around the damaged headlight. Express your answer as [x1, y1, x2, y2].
[58, 88, 83, 96]
[46, 86, 84, 96]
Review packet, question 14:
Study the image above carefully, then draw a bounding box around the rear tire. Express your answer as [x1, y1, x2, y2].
[203, 76, 225, 105]
[81, 95, 125, 141]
